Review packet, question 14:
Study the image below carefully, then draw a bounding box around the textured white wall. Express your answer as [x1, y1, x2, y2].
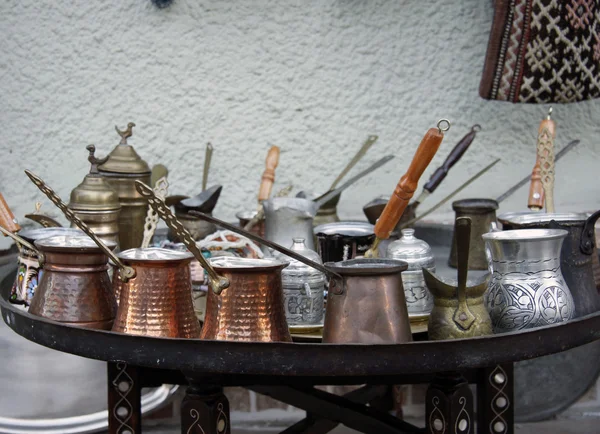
[1, 0, 599, 232]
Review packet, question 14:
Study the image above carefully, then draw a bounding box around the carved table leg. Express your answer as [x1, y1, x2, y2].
[426, 372, 473, 434]
[477, 364, 514, 434]
[181, 384, 230, 434]
[107, 362, 142, 434]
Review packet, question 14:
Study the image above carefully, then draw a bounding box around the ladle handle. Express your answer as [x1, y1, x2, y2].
[202, 142, 213, 192]
[0, 193, 20, 233]
[314, 155, 395, 209]
[24, 170, 136, 282]
[423, 124, 479, 194]
[188, 210, 343, 281]
[0, 225, 44, 264]
[527, 158, 544, 210]
[258, 145, 280, 202]
[374, 122, 447, 240]
[134, 181, 230, 295]
[329, 135, 378, 190]
[453, 216, 476, 330]
[537, 108, 556, 213]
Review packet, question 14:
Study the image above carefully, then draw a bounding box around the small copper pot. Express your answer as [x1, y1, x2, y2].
[201, 257, 292, 342]
[28, 235, 118, 330]
[0, 227, 83, 306]
[323, 258, 412, 344]
[112, 248, 200, 338]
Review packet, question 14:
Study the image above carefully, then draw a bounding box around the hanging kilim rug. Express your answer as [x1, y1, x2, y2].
[480, 0, 600, 103]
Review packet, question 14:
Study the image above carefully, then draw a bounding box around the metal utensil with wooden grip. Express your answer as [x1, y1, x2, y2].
[413, 124, 480, 208]
[244, 145, 281, 231]
[537, 107, 556, 213]
[364, 120, 450, 258]
[258, 145, 280, 202]
[0, 193, 20, 234]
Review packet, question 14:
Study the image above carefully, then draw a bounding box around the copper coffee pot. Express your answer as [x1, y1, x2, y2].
[135, 181, 294, 343]
[0, 225, 118, 330]
[111, 247, 201, 338]
[189, 212, 414, 345]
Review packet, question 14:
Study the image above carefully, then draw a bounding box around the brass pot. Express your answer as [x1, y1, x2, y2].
[98, 123, 151, 250]
[201, 257, 292, 342]
[112, 248, 200, 338]
[68, 145, 121, 247]
[322, 258, 412, 344]
[28, 235, 118, 329]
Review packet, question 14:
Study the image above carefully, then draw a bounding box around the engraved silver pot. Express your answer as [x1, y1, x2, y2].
[386, 228, 434, 314]
[483, 229, 575, 333]
[278, 238, 325, 326]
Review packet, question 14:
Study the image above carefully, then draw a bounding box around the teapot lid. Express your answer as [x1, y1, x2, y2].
[386, 229, 434, 269]
[98, 122, 151, 175]
[69, 145, 121, 211]
[279, 238, 324, 283]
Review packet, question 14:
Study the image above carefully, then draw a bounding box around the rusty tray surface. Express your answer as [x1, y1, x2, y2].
[2, 272, 600, 383]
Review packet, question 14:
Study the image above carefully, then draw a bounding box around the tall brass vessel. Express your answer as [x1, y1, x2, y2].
[68, 145, 121, 247]
[98, 123, 151, 250]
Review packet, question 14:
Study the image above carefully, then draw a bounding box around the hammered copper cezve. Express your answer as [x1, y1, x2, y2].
[201, 257, 292, 342]
[29, 235, 117, 330]
[112, 248, 200, 338]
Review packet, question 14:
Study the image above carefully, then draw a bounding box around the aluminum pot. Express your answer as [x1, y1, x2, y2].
[496, 211, 600, 317]
[29, 235, 118, 330]
[201, 256, 292, 342]
[322, 258, 412, 344]
[483, 229, 575, 333]
[264, 198, 318, 251]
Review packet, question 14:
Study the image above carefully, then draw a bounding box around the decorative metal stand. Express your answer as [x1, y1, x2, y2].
[108, 362, 142, 434]
[2, 273, 598, 434]
[181, 384, 230, 434]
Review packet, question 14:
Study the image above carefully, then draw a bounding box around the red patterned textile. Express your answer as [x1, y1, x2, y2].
[480, 0, 600, 103]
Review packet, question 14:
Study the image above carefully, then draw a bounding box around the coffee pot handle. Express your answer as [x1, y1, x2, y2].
[453, 217, 476, 330]
[24, 170, 136, 282]
[580, 210, 600, 255]
[0, 225, 45, 265]
[134, 181, 230, 295]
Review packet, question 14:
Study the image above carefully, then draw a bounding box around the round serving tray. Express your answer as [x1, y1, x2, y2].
[2, 274, 600, 382]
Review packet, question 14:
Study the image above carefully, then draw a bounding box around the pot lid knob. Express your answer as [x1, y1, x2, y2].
[98, 121, 151, 174]
[86, 144, 109, 176]
[68, 145, 121, 211]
